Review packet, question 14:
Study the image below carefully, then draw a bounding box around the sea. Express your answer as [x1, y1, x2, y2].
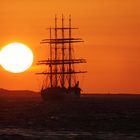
[0, 91, 140, 140]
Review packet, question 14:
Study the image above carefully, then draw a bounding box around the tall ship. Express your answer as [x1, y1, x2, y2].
[37, 15, 87, 100]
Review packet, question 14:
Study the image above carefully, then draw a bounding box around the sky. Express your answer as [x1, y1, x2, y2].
[0, 0, 140, 93]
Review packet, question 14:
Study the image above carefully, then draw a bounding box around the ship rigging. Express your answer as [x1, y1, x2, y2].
[37, 15, 87, 100]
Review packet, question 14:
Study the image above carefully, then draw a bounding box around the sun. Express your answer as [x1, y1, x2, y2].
[0, 42, 33, 73]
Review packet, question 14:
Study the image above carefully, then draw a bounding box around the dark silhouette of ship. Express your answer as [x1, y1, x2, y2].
[37, 15, 87, 100]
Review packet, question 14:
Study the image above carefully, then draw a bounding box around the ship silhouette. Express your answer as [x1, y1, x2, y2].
[37, 15, 87, 100]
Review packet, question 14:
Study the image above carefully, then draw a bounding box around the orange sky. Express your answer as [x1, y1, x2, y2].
[0, 0, 140, 93]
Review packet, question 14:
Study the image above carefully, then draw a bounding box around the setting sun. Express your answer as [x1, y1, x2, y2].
[0, 42, 33, 73]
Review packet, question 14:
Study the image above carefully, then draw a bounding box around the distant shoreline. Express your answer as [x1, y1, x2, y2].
[0, 88, 140, 95]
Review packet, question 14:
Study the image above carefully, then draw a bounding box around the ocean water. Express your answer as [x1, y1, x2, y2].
[0, 128, 140, 139]
[0, 93, 140, 139]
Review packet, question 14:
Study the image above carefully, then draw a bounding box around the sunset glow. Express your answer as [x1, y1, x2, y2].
[0, 43, 33, 73]
[0, 0, 140, 93]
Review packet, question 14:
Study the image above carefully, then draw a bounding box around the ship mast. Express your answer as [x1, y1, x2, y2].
[37, 15, 87, 89]
[50, 27, 53, 87]
[69, 15, 72, 88]
[62, 14, 65, 87]
[55, 15, 58, 87]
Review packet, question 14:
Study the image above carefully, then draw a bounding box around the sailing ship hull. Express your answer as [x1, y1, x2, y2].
[41, 87, 81, 101]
